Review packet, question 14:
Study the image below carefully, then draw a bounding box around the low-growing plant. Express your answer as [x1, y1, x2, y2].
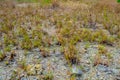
[31, 30, 43, 47]
[98, 45, 107, 54]
[3, 34, 16, 46]
[92, 30, 115, 44]
[105, 53, 113, 59]
[84, 42, 90, 49]
[20, 34, 32, 50]
[0, 42, 2, 48]
[9, 50, 16, 61]
[17, 27, 27, 37]
[1, 24, 11, 33]
[118, 32, 120, 39]
[94, 52, 110, 66]
[40, 46, 50, 57]
[18, 59, 27, 71]
[93, 53, 101, 66]
[42, 36, 52, 47]
[32, 39, 42, 48]
[4, 45, 11, 52]
[69, 34, 81, 45]
[0, 51, 6, 61]
[43, 71, 54, 80]
[80, 28, 91, 41]
[10, 70, 19, 80]
[5, 60, 9, 65]
[70, 75, 76, 80]
[24, 50, 29, 56]
[56, 34, 67, 46]
[63, 44, 79, 64]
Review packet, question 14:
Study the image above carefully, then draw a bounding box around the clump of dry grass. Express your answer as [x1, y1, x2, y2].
[0, 51, 6, 61]
[40, 46, 50, 57]
[98, 45, 107, 54]
[63, 44, 79, 64]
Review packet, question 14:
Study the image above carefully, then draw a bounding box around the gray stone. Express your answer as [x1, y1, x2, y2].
[32, 48, 40, 52]
[21, 77, 28, 80]
[71, 65, 83, 76]
[111, 69, 120, 75]
[0, 76, 3, 80]
[97, 65, 108, 72]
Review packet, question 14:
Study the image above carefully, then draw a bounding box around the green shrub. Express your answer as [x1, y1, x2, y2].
[117, 0, 120, 3]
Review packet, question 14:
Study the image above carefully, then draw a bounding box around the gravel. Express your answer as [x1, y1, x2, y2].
[0, 42, 120, 80]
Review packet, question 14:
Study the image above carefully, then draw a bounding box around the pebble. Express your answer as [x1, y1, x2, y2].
[0, 76, 3, 80]
[71, 65, 83, 76]
[111, 69, 119, 75]
[97, 64, 108, 72]
[32, 48, 40, 52]
[0, 42, 120, 80]
[21, 77, 28, 80]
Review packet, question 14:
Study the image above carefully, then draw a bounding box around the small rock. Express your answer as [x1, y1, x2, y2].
[71, 65, 83, 76]
[28, 76, 38, 80]
[97, 64, 108, 72]
[0, 76, 3, 80]
[21, 77, 28, 80]
[111, 69, 119, 75]
[55, 50, 61, 57]
[83, 67, 90, 72]
[32, 48, 40, 52]
[34, 55, 40, 59]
